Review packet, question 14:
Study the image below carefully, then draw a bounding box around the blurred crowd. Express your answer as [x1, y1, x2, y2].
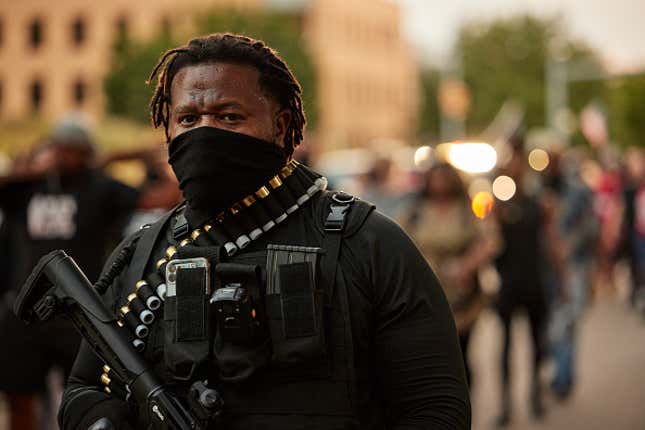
[0, 117, 181, 430]
[349, 132, 645, 427]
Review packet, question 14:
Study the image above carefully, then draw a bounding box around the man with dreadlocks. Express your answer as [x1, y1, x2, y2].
[58, 33, 470, 429]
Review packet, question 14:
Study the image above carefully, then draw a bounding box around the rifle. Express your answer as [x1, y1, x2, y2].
[14, 250, 222, 429]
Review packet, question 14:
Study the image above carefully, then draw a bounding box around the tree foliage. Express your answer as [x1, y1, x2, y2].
[104, 31, 174, 124]
[609, 75, 645, 146]
[104, 9, 317, 129]
[456, 15, 606, 136]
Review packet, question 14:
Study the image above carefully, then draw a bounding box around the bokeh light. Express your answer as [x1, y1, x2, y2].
[528, 149, 550, 171]
[471, 191, 494, 219]
[446, 142, 497, 174]
[492, 175, 516, 201]
[414, 145, 432, 169]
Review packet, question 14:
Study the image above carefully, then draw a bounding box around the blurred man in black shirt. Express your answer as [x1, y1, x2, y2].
[0, 119, 178, 429]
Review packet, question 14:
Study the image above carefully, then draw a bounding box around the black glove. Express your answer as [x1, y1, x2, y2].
[87, 417, 116, 430]
[79, 398, 134, 430]
[60, 392, 134, 430]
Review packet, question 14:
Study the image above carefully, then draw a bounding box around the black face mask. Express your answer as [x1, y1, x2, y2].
[168, 127, 286, 223]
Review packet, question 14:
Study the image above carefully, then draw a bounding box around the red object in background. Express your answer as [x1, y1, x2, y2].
[594, 170, 623, 255]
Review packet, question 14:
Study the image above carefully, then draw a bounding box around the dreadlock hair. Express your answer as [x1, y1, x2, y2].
[148, 33, 306, 157]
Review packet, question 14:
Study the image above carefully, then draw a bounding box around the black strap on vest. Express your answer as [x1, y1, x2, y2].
[320, 191, 374, 420]
[322, 191, 355, 415]
[321, 192, 354, 306]
[320, 191, 375, 306]
[173, 210, 190, 242]
[122, 207, 179, 291]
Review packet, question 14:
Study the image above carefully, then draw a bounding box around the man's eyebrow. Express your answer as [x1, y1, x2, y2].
[216, 101, 245, 110]
[173, 104, 196, 114]
[173, 101, 245, 114]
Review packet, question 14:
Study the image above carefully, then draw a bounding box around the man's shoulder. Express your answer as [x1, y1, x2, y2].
[304, 190, 409, 245]
[302, 190, 375, 236]
[350, 207, 414, 256]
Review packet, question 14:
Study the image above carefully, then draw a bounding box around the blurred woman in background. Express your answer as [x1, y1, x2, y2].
[403, 163, 498, 386]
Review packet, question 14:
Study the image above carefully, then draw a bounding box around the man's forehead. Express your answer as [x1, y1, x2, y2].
[169, 62, 277, 114]
[171, 62, 261, 96]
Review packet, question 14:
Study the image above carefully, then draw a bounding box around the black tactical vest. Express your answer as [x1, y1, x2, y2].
[113, 191, 375, 429]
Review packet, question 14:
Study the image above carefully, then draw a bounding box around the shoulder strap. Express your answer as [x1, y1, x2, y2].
[338, 196, 376, 238]
[319, 191, 375, 305]
[321, 192, 353, 307]
[319, 191, 374, 418]
[320, 191, 375, 305]
[121, 207, 179, 290]
[172, 208, 190, 242]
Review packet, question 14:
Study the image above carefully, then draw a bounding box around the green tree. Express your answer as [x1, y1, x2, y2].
[456, 15, 606, 135]
[104, 31, 175, 124]
[104, 9, 317, 129]
[609, 74, 645, 146]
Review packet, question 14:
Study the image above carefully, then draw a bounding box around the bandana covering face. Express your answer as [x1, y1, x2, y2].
[168, 126, 286, 223]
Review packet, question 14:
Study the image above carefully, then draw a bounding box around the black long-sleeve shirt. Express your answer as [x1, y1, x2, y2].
[60, 192, 470, 429]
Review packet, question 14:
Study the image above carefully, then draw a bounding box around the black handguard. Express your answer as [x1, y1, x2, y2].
[14, 250, 222, 430]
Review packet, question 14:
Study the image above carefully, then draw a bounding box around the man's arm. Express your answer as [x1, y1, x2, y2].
[355, 211, 471, 429]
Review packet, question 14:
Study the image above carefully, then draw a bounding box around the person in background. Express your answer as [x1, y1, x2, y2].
[360, 155, 412, 220]
[0, 118, 179, 430]
[592, 149, 624, 297]
[403, 162, 498, 386]
[542, 148, 598, 400]
[492, 139, 550, 426]
[96, 146, 182, 237]
[620, 147, 645, 311]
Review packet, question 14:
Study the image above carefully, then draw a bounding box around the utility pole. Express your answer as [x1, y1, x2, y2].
[545, 36, 571, 141]
[545, 36, 607, 141]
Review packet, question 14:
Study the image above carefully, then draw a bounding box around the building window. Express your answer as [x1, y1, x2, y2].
[72, 79, 86, 106]
[30, 80, 43, 112]
[71, 16, 86, 47]
[29, 17, 44, 49]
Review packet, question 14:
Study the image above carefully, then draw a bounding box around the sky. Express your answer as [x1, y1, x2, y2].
[397, 0, 645, 73]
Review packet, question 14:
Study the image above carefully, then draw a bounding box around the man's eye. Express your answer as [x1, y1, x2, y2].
[179, 115, 198, 125]
[221, 113, 242, 122]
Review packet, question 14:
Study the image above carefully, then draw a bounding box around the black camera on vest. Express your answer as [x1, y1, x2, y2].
[212, 263, 265, 346]
[212, 284, 259, 346]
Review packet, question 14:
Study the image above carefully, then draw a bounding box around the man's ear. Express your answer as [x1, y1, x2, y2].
[273, 109, 292, 148]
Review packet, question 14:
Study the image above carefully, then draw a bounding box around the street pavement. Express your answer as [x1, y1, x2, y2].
[470, 299, 645, 430]
[0, 298, 644, 429]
